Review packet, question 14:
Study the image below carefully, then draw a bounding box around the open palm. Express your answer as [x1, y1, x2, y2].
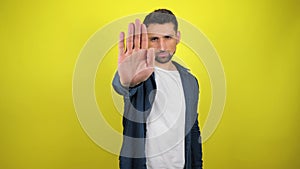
[118, 19, 155, 87]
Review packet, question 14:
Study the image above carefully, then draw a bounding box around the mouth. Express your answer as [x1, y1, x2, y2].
[157, 52, 169, 57]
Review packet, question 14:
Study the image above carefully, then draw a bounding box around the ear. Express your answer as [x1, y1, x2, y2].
[176, 31, 181, 44]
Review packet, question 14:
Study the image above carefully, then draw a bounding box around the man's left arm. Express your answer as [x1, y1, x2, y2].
[191, 116, 203, 169]
[191, 77, 203, 169]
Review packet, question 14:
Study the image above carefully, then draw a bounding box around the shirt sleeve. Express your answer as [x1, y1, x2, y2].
[112, 71, 144, 98]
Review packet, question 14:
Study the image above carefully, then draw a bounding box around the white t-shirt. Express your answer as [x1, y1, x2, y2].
[146, 67, 186, 169]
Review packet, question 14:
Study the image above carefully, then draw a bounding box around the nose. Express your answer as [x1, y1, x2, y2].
[158, 39, 166, 51]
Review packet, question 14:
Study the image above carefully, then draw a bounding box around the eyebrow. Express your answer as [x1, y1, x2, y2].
[148, 34, 175, 38]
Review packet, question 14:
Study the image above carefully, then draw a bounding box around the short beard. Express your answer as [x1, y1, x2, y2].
[155, 50, 176, 64]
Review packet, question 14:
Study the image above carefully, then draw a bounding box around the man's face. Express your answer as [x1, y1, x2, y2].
[147, 23, 180, 64]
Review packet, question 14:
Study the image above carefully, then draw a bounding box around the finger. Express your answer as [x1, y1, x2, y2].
[147, 48, 155, 68]
[118, 32, 125, 64]
[134, 19, 141, 49]
[126, 23, 134, 53]
[141, 24, 148, 49]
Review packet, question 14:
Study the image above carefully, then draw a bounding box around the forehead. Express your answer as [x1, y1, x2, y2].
[147, 23, 176, 36]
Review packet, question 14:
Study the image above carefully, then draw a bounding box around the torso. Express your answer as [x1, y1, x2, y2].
[145, 66, 186, 169]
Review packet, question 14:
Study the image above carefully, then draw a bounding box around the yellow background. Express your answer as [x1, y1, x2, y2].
[1, 0, 300, 168]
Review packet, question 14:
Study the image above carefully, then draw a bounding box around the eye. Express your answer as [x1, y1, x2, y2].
[150, 37, 159, 42]
[164, 35, 172, 39]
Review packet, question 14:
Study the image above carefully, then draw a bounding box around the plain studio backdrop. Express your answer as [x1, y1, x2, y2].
[0, 0, 299, 168]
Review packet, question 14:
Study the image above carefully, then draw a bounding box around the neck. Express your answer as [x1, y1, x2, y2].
[155, 61, 177, 71]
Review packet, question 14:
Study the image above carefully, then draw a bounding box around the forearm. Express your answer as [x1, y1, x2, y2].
[112, 71, 144, 97]
[191, 117, 203, 169]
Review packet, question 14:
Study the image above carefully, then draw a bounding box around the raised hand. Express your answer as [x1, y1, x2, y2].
[118, 19, 155, 87]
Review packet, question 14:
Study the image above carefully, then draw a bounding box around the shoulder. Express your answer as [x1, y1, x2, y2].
[172, 61, 199, 89]
[173, 61, 198, 80]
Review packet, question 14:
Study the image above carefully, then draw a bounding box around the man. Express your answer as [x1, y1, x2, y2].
[113, 9, 203, 169]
